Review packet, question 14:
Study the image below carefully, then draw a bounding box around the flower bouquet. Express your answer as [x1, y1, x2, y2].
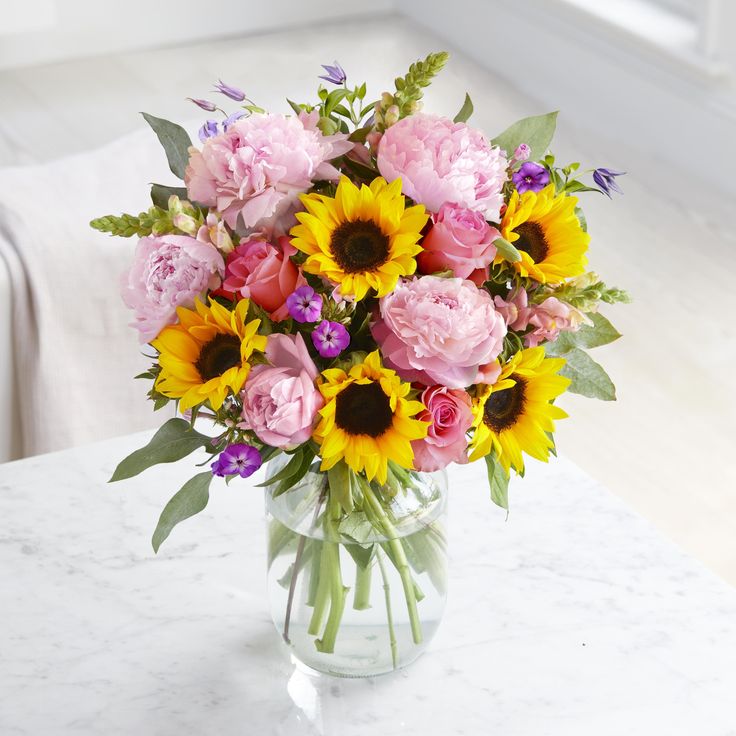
[93, 52, 628, 676]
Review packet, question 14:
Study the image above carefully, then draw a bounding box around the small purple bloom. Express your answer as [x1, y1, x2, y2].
[319, 61, 347, 86]
[286, 285, 323, 323]
[213, 79, 246, 102]
[593, 168, 626, 198]
[223, 110, 247, 131]
[312, 320, 350, 358]
[187, 97, 217, 112]
[512, 162, 550, 194]
[211, 443, 262, 479]
[198, 119, 219, 142]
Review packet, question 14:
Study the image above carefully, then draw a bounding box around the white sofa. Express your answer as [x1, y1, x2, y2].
[0, 254, 20, 461]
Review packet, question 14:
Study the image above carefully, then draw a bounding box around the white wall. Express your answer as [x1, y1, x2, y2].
[0, 0, 394, 70]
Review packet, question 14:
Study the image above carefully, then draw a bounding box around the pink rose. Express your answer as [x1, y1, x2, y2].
[524, 297, 582, 347]
[418, 202, 499, 279]
[377, 113, 508, 219]
[121, 234, 224, 344]
[240, 333, 324, 449]
[221, 237, 305, 321]
[494, 288, 533, 331]
[411, 386, 473, 472]
[371, 276, 507, 388]
[185, 111, 352, 235]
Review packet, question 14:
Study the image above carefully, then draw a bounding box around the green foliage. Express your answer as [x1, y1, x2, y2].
[484, 453, 510, 511]
[494, 236, 522, 263]
[551, 312, 622, 352]
[453, 93, 474, 123]
[328, 461, 355, 514]
[141, 112, 193, 180]
[152, 472, 212, 552]
[550, 275, 631, 312]
[492, 111, 558, 162]
[110, 418, 213, 481]
[150, 184, 189, 209]
[257, 445, 317, 497]
[548, 345, 617, 401]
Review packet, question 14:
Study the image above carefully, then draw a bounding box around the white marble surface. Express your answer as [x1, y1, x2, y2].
[1, 431, 736, 735]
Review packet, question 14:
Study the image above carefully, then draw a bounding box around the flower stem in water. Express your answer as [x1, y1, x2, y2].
[376, 546, 398, 670]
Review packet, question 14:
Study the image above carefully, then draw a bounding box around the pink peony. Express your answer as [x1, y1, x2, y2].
[220, 237, 305, 321]
[372, 276, 507, 388]
[418, 202, 499, 279]
[121, 234, 224, 344]
[524, 297, 583, 347]
[376, 113, 508, 219]
[240, 333, 324, 449]
[185, 111, 352, 234]
[411, 386, 473, 472]
[494, 288, 533, 331]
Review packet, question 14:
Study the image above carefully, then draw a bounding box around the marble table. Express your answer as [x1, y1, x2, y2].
[2, 431, 736, 736]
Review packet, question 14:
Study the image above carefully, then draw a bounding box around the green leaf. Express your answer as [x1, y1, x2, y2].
[150, 183, 189, 209]
[327, 461, 354, 514]
[257, 448, 305, 487]
[110, 419, 213, 482]
[494, 236, 522, 262]
[453, 92, 474, 123]
[141, 112, 193, 180]
[492, 111, 558, 161]
[484, 453, 510, 511]
[556, 347, 616, 401]
[272, 452, 317, 498]
[152, 472, 212, 552]
[344, 542, 374, 569]
[550, 312, 622, 353]
[338, 511, 374, 544]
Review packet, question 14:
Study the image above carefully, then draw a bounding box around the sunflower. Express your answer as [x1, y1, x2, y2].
[313, 351, 428, 484]
[152, 298, 267, 412]
[290, 176, 428, 300]
[497, 183, 589, 284]
[469, 347, 570, 474]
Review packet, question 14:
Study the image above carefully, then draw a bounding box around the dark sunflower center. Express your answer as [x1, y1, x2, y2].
[330, 220, 389, 273]
[335, 381, 393, 437]
[195, 334, 241, 381]
[514, 222, 549, 263]
[483, 377, 527, 433]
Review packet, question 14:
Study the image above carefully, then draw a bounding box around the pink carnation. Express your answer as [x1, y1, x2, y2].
[220, 237, 306, 321]
[240, 333, 324, 449]
[121, 234, 224, 344]
[185, 111, 352, 235]
[372, 276, 507, 388]
[377, 113, 508, 219]
[418, 202, 499, 279]
[411, 386, 473, 472]
[493, 288, 533, 331]
[524, 297, 583, 347]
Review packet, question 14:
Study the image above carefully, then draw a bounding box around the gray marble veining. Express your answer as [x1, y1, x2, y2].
[1, 430, 736, 734]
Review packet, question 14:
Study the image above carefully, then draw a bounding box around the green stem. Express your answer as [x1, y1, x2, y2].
[306, 540, 322, 607]
[361, 480, 423, 645]
[315, 540, 349, 653]
[307, 540, 332, 636]
[353, 558, 373, 610]
[376, 546, 398, 670]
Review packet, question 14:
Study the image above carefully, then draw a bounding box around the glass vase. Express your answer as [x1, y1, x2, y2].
[265, 455, 448, 677]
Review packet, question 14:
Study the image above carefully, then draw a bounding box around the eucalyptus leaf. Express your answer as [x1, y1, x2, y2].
[152, 472, 212, 552]
[485, 453, 510, 511]
[453, 92, 474, 123]
[150, 183, 188, 209]
[110, 419, 212, 482]
[494, 236, 522, 263]
[141, 113, 193, 180]
[492, 111, 558, 161]
[548, 312, 622, 353]
[557, 347, 616, 401]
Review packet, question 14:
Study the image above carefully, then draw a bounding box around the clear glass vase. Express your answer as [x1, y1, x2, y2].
[265, 455, 448, 677]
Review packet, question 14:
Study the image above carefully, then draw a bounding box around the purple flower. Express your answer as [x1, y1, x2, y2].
[187, 97, 217, 112]
[593, 168, 625, 198]
[312, 320, 350, 358]
[213, 79, 246, 102]
[223, 110, 247, 131]
[319, 61, 347, 85]
[512, 162, 550, 194]
[198, 119, 219, 142]
[211, 443, 262, 478]
[286, 285, 323, 323]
